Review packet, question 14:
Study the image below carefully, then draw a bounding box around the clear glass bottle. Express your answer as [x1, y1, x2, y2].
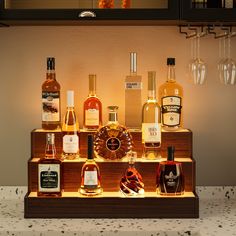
[94, 106, 133, 160]
[62, 90, 79, 160]
[38, 133, 62, 197]
[125, 52, 142, 129]
[159, 58, 183, 131]
[142, 71, 161, 160]
[83, 74, 102, 130]
[80, 134, 102, 196]
[42, 57, 61, 130]
[156, 146, 184, 196]
[120, 151, 144, 196]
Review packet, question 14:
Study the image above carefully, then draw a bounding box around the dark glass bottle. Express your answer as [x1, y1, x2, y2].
[156, 146, 184, 196]
[42, 57, 61, 130]
[38, 133, 62, 197]
[207, 0, 222, 8]
[80, 134, 102, 196]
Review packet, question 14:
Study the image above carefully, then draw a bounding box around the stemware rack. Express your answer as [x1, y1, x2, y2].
[24, 129, 199, 218]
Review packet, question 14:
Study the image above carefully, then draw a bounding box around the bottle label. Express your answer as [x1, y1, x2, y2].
[161, 96, 182, 127]
[106, 137, 121, 151]
[38, 164, 60, 192]
[63, 135, 79, 154]
[42, 91, 60, 122]
[84, 171, 98, 189]
[125, 82, 142, 90]
[85, 109, 99, 126]
[165, 171, 179, 187]
[142, 123, 161, 143]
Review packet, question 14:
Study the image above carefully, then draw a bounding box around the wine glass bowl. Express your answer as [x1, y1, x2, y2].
[222, 58, 236, 85]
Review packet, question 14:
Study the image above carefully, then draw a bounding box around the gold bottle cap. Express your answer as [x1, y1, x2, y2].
[148, 71, 156, 91]
[89, 74, 96, 93]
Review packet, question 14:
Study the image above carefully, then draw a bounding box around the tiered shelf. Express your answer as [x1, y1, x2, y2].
[24, 129, 199, 218]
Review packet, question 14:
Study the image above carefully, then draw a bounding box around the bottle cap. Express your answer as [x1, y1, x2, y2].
[46, 133, 55, 145]
[130, 52, 137, 74]
[148, 71, 156, 91]
[127, 151, 137, 165]
[108, 106, 119, 122]
[167, 58, 175, 66]
[87, 134, 94, 159]
[67, 90, 74, 107]
[47, 57, 55, 70]
[167, 146, 175, 161]
[89, 74, 96, 92]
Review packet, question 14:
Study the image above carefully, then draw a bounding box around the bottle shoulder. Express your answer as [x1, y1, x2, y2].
[159, 81, 183, 97]
[42, 79, 61, 91]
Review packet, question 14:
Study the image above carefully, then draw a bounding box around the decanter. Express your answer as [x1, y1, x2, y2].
[120, 151, 144, 196]
[94, 106, 133, 160]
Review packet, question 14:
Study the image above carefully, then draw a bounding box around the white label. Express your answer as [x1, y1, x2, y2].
[142, 123, 161, 143]
[162, 96, 181, 106]
[38, 164, 60, 192]
[225, 0, 233, 8]
[42, 92, 60, 122]
[125, 82, 142, 90]
[85, 109, 99, 126]
[84, 171, 98, 186]
[63, 135, 79, 153]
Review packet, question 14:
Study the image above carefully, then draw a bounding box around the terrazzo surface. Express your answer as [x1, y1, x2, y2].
[0, 186, 235, 236]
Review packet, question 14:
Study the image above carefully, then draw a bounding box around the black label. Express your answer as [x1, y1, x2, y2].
[162, 105, 182, 114]
[106, 137, 121, 151]
[40, 171, 58, 189]
[42, 91, 60, 99]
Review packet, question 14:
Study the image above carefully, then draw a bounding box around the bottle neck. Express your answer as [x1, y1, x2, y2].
[108, 112, 118, 123]
[147, 90, 156, 101]
[66, 106, 75, 111]
[167, 65, 176, 82]
[45, 143, 56, 159]
[46, 69, 56, 80]
[89, 89, 96, 97]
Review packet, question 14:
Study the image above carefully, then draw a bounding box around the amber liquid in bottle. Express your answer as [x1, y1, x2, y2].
[38, 133, 62, 197]
[80, 134, 102, 196]
[42, 57, 61, 130]
[99, 0, 114, 8]
[156, 146, 184, 196]
[83, 74, 102, 131]
[159, 58, 183, 131]
[62, 90, 79, 160]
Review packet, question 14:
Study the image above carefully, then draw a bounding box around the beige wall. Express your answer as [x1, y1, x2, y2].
[0, 26, 236, 186]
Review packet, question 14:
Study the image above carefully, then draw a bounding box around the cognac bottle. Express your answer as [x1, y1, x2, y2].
[94, 106, 133, 160]
[62, 90, 79, 160]
[83, 74, 102, 131]
[38, 133, 62, 197]
[125, 52, 142, 129]
[159, 58, 183, 131]
[42, 57, 61, 130]
[80, 134, 102, 196]
[156, 146, 184, 196]
[120, 151, 144, 196]
[142, 71, 161, 159]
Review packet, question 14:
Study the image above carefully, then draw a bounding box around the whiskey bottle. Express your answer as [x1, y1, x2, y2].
[42, 57, 61, 130]
[125, 52, 142, 129]
[142, 71, 161, 159]
[156, 146, 184, 196]
[120, 151, 144, 196]
[159, 58, 183, 131]
[80, 134, 102, 196]
[94, 106, 133, 160]
[62, 90, 79, 160]
[83, 74, 102, 131]
[38, 133, 62, 197]
[192, 0, 207, 8]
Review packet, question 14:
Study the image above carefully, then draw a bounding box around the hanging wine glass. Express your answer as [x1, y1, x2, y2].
[218, 36, 227, 84]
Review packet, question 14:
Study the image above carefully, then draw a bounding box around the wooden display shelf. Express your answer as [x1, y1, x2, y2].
[24, 191, 199, 218]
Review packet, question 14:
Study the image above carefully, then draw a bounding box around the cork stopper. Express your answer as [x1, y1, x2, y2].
[47, 57, 55, 70]
[148, 71, 156, 91]
[46, 133, 55, 145]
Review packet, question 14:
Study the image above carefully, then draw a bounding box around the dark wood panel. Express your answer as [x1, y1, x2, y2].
[31, 129, 192, 159]
[24, 192, 199, 218]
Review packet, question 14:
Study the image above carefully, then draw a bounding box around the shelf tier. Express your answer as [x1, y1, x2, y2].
[31, 129, 192, 159]
[28, 157, 195, 193]
[24, 191, 199, 218]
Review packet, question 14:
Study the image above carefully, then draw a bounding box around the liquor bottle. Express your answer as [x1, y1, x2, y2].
[99, 0, 114, 8]
[156, 146, 184, 196]
[120, 151, 144, 196]
[224, 0, 233, 8]
[42, 57, 61, 130]
[80, 134, 102, 196]
[62, 90, 79, 160]
[142, 71, 161, 160]
[94, 106, 133, 160]
[192, 0, 207, 8]
[207, 0, 222, 7]
[158, 58, 183, 131]
[122, 0, 131, 8]
[83, 74, 102, 131]
[125, 52, 142, 129]
[38, 133, 62, 197]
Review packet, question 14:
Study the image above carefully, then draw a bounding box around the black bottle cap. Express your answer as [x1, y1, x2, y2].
[167, 58, 175, 66]
[167, 146, 175, 161]
[47, 57, 55, 70]
[87, 134, 94, 160]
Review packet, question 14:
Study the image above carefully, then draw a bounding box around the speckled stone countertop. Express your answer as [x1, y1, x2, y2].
[0, 186, 235, 236]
